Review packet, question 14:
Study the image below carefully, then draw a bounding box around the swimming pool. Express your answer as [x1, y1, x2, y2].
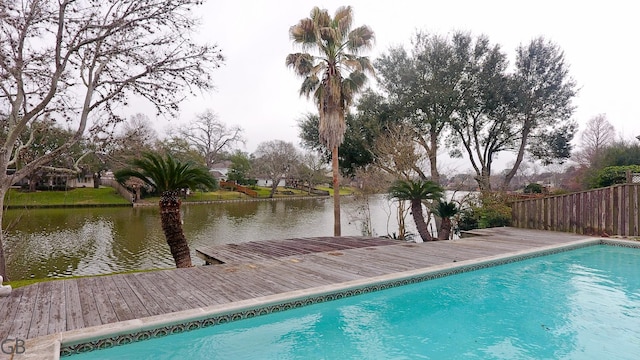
[64, 243, 640, 359]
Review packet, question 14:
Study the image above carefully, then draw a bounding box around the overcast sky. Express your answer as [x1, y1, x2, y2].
[154, 0, 639, 171]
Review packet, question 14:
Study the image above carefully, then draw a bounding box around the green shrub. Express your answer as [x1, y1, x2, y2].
[457, 209, 478, 231]
[523, 183, 544, 194]
[589, 165, 640, 188]
[475, 192, 512, 228]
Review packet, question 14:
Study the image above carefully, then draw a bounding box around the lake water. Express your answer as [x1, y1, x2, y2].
[3, 195, 423, 281]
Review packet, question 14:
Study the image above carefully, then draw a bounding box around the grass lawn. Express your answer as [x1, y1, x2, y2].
[143, 187, 322, 203]
[252, 186, 307, 197]
[4, 187, 131, 207]
[141, 189, 252, 203]
[3, 185, 356, 207]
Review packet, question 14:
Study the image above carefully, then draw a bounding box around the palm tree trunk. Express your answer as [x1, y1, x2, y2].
[438, 217, 452, 240]
[159, 191, 192, 268]
[332, 145, 341, 236]
[411, 199, 432, 241]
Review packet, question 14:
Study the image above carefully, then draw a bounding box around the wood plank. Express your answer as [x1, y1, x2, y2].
[170, 267, 233, 305]
[0, 287, 25, 339]
[189, 266, 248, 302]
[231, 266, 298, 294]
[46, 279, 66, 335]
[87, 277, 119, 325]
[196, 236, 399, 265]
[161, 269, 212, 308]
[76, 277, 102, 327]
[8, 284, 39, 339]
[122, 274, 165, 316]
[64, 279, 85, 331]
[109, 275, 150, 320]
[100, 276, 135, 321]
[131, 272, 183, 313]
[194, 268, 262, 301]
[28, 281, 53, 338]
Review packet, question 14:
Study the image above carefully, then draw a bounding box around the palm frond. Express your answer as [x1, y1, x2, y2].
[333, 6, 353, 38]
[311, 7, 331, 28]
[435, 201, 459, 218]
[347, 25, 375, 52]
[300, 75, 320, 97]
[388, 179, 443, 202]
[285, 53, 316, 75]
[289, 19, 317, 45]
[319, 26, 339, 44]
[115, 152, 217, 194]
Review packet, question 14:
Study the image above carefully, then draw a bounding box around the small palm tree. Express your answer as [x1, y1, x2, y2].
[388, 180, 443, 242]
[434, 201, 459, 240]
[287, 6, 374, 236]
[115, 153, 217, 268]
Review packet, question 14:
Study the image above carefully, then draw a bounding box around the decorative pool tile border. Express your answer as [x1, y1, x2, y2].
[60, 239, 639, 357]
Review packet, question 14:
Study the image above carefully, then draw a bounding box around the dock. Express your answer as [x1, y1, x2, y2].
[0, 228, 597, 345]
[196, 236, 398, 264]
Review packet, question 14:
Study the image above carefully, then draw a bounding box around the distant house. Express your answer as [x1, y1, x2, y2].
[209, 161, 232, 181]
[209, 170, 225, 180]
[12, 168, 96, 190]
[255, 177, 286, 187]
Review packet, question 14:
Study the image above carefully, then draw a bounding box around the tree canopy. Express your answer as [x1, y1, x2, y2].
[307, 31, 578, 192]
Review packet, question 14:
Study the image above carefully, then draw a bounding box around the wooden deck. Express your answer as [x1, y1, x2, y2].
[196, 236, 399, 264]
[0, 228, 595, 343]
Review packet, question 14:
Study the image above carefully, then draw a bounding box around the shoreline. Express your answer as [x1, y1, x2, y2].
[133, 194, 336, 206]
[4, 194, 352, 210]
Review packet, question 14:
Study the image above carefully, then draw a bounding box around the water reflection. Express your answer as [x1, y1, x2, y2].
[3, 196, 414, 280]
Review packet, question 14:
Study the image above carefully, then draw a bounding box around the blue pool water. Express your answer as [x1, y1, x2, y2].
[68, 245, 640, 359]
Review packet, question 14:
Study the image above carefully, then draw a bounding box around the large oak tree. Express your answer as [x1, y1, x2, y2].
[177, 109, 244, 169]
[252, 140, 300, 198]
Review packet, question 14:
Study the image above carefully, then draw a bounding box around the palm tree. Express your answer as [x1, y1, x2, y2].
[434, 201, 459, 240]
[287, 6, 374, 236]
[388, 180, 443, 242]
[115, 153, 217, 268]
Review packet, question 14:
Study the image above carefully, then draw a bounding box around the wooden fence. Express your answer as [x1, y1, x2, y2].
[511, 184, 640, 236]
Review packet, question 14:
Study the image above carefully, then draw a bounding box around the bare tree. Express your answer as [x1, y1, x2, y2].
[575, 114, 615, 166]
[98, 113, 160, 170]
[348, 167, 397, 238]
[372, 123, 428, 180]
[296, 151, 328, 194]
[252, 140, 300, 198]
[122, 114, 159, 150]
[0, 0, 224, 279]
[178, 109, 244, 169]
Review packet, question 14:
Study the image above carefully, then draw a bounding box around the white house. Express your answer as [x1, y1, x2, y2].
[209, 161, 232, 181]
[255, 177, 286, 187]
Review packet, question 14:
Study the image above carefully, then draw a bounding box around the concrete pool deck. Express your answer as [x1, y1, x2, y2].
[2, 228, 636, 359]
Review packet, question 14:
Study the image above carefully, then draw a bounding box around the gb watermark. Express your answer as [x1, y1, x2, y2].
[1, 338, 26, 355]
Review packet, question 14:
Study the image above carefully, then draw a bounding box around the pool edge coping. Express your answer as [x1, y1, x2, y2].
[23, 237, 640, 359]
